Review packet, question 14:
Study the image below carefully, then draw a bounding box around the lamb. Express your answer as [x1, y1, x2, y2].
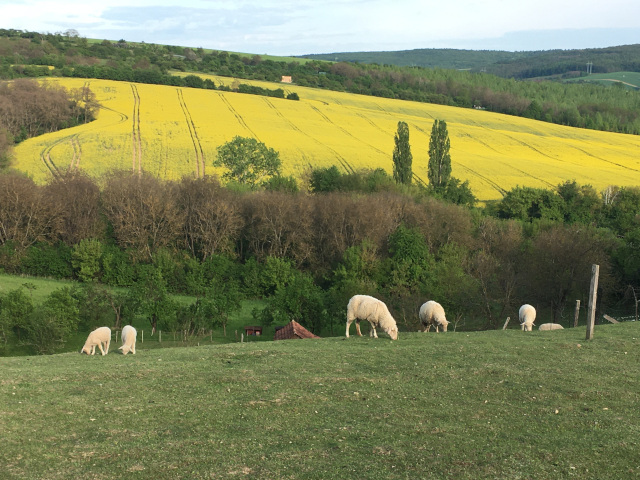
[346, 295, 398, 340]
[419, 301, 449, 332]
[81, 326, 112, 355]
[118, 325, 137, 355]
[538, 323, 564, 331]
[519, 304, 536, 331]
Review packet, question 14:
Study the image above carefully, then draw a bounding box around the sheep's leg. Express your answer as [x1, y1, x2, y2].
[97, 342, 106, 356]
[370, 326, 378, 338]
[346, 317, 353, 338]
[131, 343, 136, 355]
[105, 338, 110, 354]
[90, 344, 96, 355]
[355, 320, 363, 337]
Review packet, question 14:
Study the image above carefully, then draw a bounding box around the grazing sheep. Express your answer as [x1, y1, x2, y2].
[519, 304, 536, 332]
[119, 325, 137, 355]
[539, 323, 564, 331]
[346, 295, 398, 340]
[419, 301, 449, 333]
[81, 326, 112, 355]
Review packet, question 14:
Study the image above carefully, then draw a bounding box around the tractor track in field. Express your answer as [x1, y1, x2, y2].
[457, 164, 508, 197]
[98, 105, 128, 124]
[261, 98, 353, 173]
[39, 137, 64, 178]
[130, 84, 142, 174]
[355, 112, 389, 136]
[69, 135, 82, 171]
[570, 145, 640, 173]
[217, 93, 261, 140]
[309, 104, 387, 157]
[177, 88, 206, 178]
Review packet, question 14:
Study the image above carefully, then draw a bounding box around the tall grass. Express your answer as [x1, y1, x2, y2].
[1, 323, 639, 479]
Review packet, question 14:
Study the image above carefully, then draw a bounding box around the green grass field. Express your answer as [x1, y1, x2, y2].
[1, 322, 639, 479]
[565, 72, 640, 89]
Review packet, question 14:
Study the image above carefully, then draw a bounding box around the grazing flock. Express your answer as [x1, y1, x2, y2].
[346, 295, 559, 340]
[81, 297, 557, 355]
[81, 325, 137, 356]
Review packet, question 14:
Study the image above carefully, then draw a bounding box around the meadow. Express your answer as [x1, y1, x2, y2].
[1, 321, 639, 479]
[565, 72, 640, 90]
[12, 76, 640, 202]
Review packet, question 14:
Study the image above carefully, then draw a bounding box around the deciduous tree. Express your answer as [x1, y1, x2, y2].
[214, 136, 282, 189]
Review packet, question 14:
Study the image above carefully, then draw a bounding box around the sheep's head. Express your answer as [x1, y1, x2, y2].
[440, 319, 449, 332]
[80, 346, 91, 354]
[387, 325, 398, 340]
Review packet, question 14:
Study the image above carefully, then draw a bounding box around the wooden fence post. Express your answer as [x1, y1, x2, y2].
[574, 300, 580, 327]
[502, 317, 510, 330]
[586, 264, 599, 340]
[159, 330, 162, 343]
[142, 330, 144, 343]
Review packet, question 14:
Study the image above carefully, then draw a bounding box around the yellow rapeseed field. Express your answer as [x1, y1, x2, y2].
[13, 76, 640, 202]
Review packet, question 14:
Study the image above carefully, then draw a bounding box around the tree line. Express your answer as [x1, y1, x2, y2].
[0, 165, 638, 354]
[0, 78, 99, 168]
[1, 29, 640, 134]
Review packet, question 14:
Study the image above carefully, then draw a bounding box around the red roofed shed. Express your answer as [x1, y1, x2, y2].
[274, 320, 320, 340]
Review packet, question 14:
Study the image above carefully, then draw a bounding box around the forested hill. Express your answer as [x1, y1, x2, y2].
[301, 44, 640, 80]
[299, 49, 537, 71]
[1, 29, 640, 135]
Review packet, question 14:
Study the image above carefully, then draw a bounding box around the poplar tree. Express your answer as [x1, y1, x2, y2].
[428, 119, 451, 190]
[392, 121, 412, 185]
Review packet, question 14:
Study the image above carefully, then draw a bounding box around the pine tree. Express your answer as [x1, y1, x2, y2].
[392, 121, 412, 185]
[428, 119, 451, 190]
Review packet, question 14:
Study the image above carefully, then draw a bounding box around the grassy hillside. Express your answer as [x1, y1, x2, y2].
[12, 76, 640, 202]
[565, 72, 640, 90]
[1, 322, 639, 479]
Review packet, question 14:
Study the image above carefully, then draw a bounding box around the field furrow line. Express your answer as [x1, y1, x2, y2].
[570, 145, 640, 173]
[217, 93, 261, 141]
[309, 104, 387, 156]
[177, 88, 206, 178]
[130, 84, 142, 174]
[261, 98, 351, 171]
[456, 163, 508, 196]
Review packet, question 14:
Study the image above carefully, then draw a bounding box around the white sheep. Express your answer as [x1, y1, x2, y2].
[119, 325, 137, 355]
[419, 301, 449, 333]
[346, 295, 398, 340]
[81, 326, 112, 355]
[538, 323, 564, 331]
[519, 304, 536, 332]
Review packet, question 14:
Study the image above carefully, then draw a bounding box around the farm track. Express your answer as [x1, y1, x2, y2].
[261, 98, 353, 173]
[570, 145, 640, 173]
[69, 135, 82, 171]
[457, 163, 508, 196]
[177, 88, 206, 178]
[130, 84, 142, 174]
[217, 93, 260, 140]
[39, 136, 65, 178]
[309, 104, 388, 157]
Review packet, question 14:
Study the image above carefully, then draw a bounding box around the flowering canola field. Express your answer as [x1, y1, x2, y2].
[13, 76, 640, 202]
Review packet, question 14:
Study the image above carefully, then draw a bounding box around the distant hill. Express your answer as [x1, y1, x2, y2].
[299, 49, 537, 71]
[301, 44, 640, 79]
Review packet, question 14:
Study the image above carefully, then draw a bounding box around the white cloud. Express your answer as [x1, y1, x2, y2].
[1, 0, 639, 54]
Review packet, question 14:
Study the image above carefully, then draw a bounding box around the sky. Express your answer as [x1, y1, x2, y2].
[1, 0, 639, 56]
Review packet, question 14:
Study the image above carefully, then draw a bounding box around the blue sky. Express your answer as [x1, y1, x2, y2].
[1, 0, 639, 55]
